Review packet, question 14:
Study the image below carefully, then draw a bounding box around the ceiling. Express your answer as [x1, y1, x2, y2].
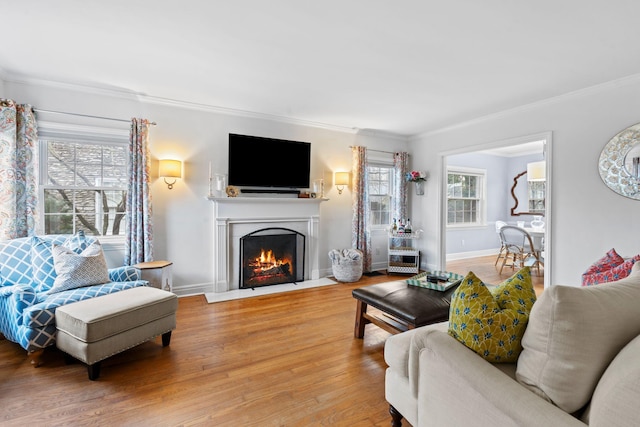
[2, 1, 640, 137]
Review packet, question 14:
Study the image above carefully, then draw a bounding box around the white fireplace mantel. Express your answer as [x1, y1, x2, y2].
[208, 196, 327, 292]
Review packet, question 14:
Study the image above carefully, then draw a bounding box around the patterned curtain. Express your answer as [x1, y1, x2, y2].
[125, 118, 153, 265]
[392, 151, 409, 225]
[0, 99, 39, 240]
[351, 146, 372, 272]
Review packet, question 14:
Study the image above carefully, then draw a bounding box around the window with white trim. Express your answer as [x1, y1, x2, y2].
[39, 129, 129, 236]
[447, 167, 486, 226]
[368, 164, 394, 227]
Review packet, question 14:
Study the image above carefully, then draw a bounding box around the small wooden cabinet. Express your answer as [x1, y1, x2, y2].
[387, 233, 420, 274]
[134, 260, 173, 292]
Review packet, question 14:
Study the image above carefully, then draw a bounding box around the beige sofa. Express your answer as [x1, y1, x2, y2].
[384, 263, 640, 426]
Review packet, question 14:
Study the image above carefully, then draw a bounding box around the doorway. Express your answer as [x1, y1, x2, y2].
[437, 132, 552, 290]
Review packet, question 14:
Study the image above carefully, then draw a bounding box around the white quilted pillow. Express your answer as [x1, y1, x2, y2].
[48, 241, 110, 293]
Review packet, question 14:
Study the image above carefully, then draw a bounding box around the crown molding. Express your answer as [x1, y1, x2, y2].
[142, 93, 363, 135]
[356, 128, 410, 142]
[4, 72, 372, 135]
[412, 72, 640, 140]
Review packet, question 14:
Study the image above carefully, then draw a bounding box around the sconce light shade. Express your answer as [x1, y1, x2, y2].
[527, 161, 545, 182]
[159, 159, 182, 189]
[335, 171, 350, 195]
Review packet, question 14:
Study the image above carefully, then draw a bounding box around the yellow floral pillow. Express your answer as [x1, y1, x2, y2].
[491, 267, 537, 314]
[448, 268, 536, 363]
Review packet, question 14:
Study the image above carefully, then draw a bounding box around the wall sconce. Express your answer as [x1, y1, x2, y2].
[159, 159, 182, 189]
[335, 172, 350, 194]
[527, 160, 546, 181]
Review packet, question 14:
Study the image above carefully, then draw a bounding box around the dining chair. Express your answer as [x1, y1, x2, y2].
[498, 225, 543, 275]
[494, 220, 509, 266]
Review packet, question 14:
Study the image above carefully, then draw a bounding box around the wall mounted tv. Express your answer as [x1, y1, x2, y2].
[228, 133, 311, 190]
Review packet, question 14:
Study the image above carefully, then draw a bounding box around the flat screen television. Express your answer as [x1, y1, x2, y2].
[228, 133, 311, 190]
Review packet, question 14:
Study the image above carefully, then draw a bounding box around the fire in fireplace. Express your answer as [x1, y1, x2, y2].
[239, 228, 305, 289]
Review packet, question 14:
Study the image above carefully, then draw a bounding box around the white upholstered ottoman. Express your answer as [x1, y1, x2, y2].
[55, 286, 178, 380]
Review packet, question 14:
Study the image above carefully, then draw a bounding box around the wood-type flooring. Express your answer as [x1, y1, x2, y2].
[0, 255, 541, 426]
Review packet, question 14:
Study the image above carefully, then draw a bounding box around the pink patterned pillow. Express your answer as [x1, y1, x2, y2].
[583, 248, 625, 275]
[582, 255, 640, 286]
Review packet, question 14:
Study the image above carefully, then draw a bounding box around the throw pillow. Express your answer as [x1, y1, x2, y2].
[490, 266, 537, 314]
[448, 270, 531, 363]
[47, 240, 110, 294]
[581, 255, 640, 286]
[582, 248, 625, 276]
[516, 262, 640, 414]
[31, 231, 89, 292]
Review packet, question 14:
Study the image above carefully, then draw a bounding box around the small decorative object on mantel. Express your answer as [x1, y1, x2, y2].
[225, 185, 239, 198]
[208, 162, 213, 197]
[313, 178, 324, 198]
[405, 170, 428, 195]
[214, 173, 227, 198]
[599, 122, 640, 200]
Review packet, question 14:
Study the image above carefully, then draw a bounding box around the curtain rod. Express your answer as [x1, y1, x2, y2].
[348, 146, 409, 156]
[33, 108, 157, 126]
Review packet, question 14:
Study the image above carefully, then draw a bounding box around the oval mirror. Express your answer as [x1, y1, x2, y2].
[599, 122, 640, 200]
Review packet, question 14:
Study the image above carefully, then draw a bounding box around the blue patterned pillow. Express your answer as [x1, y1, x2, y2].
[31, 231, 89, 292]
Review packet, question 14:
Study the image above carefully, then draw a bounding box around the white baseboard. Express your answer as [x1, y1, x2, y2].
[446, 248, 499, 261]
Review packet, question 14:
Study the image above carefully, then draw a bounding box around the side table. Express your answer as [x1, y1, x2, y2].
[134, 260, 173, 292]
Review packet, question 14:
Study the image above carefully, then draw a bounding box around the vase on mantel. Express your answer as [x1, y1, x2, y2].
[414, 181, 425, 195]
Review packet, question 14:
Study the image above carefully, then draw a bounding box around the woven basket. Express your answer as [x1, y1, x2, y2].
[329, 249, 363, 282]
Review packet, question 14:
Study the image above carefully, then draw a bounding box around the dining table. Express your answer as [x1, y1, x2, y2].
[523, 227, 545, 253]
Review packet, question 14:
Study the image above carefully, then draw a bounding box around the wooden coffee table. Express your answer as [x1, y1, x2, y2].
[352, 278, 461, 338]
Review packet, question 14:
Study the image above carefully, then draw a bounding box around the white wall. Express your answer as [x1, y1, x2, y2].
[410, 76, 640, 286]
[5, 79, 409, 295]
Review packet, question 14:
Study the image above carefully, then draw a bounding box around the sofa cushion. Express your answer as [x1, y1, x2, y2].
[48, 241, 109, 294]
[448, 270, 531, 363]
[516, 262, 640, 413]
[585, 334, 640, 426]
[581, 256, 640, 287]
[31, 232, 90, 292]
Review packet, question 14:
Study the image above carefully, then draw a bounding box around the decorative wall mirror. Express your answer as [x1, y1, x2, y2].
[599, 122, 640, 200]
[510, 170, 546, 216]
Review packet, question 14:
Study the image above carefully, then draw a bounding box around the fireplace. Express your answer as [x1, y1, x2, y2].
[209, 197, 324, 293]
[239, 228, 305, 289]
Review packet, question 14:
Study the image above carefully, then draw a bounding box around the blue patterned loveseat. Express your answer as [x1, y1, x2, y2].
[0, 233, 148, 364]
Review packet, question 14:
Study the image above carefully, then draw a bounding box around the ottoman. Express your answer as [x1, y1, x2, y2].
[352, 280, 459, 338]
[55, 286, 178, 380]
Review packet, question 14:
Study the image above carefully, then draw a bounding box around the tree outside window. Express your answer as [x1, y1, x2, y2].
[41, 139, 128, 236]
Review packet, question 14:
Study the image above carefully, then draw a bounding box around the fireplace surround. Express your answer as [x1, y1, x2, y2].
[209, 197, 325, 293]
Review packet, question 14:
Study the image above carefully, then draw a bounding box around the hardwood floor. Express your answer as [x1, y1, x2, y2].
[0, 256, 540, 426]
[446, 254, 545, 295]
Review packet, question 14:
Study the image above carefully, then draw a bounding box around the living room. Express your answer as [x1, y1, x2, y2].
[2, 2, 640, 426]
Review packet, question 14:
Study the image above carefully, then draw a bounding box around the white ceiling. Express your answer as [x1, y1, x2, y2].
[2, 1, 640, 137]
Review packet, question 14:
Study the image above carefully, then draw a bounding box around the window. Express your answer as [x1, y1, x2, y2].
[39, 138, 128, 236]
[447, 167, 486, 226]
[527, 181, 545, 213]
[368, 165, 394, 227]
